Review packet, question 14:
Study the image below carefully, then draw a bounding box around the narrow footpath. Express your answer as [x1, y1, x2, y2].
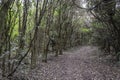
[28, 46, 120, 80]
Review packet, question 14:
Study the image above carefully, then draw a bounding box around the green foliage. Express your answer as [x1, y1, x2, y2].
[92, 22, 103, 28]
[54, 10, 59, 16]
[80, 28, 91, 33]
[11, 23, 19, 39]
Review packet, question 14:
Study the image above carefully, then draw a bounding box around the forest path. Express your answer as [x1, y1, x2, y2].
[28, 46, 120, 80]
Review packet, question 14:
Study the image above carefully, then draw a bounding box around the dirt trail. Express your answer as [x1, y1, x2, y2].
[28, 46, 120, 80]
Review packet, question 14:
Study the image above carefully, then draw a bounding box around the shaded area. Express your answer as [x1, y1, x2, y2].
[27, 46, 120, 80]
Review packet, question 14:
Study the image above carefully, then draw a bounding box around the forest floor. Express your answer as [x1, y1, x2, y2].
[23, 46, 120, 80]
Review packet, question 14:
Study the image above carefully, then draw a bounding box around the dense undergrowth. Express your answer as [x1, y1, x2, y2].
[0, 0, 120, 79]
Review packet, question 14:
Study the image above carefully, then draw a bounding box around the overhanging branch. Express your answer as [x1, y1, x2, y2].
[72, 0, 103, 11]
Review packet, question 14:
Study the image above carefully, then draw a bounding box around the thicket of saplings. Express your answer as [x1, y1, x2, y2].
[0, 0, 120, 79]
[0, 0, 91, 79]
[89, 0, 120, 61]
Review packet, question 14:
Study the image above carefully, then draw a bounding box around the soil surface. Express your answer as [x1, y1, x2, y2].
[27, 46, 120, 80]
